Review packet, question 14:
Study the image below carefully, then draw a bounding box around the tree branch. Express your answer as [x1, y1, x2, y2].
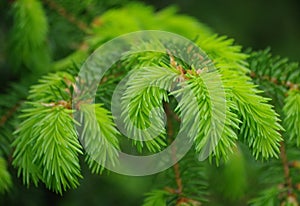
[250, 71, 299, 91]
[0, 101, 22, 127]
[42, 0, 89, 32]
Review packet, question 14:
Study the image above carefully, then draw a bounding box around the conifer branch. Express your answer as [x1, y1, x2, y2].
[0, 102, 22, 127]
[9, 0, 51, 73]
[5, 2, 298, 203]
[42, 0, 88, 32]
[250, 71, 299, 91]
[164, 103, 202, 205]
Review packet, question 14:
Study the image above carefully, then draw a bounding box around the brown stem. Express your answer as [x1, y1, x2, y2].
[173, 161, 183, 194]
[164, 103, 183, 194]
[279, 142, 300, 204]
[99, 71, 124, 85]
[41, 100, 71, 109]
[290, 161, 300, 169]
[176, 197, 201, 206]
[0, 102, 22, 127]
[250, 71, 299, 91]
[42, 0, 88, 32]
[280, 142, 293, 192]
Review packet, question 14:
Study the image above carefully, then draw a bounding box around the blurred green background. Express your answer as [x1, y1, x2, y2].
[0, 0, 299, 205]
[145, 0, 300, 61]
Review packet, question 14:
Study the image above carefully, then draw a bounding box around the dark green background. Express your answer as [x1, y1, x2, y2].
[144, 0, 300, 61]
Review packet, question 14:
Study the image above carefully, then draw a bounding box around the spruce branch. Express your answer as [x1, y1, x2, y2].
[0, 101, 22, 127]
[283, 89, 300, 146]
[247, 48, 300, 205]
[42, 0, 89, 32]
[247, 48, 300, 111]
[164, 103, 202, 206]
[78, 103, 120, 174]
[250, 71, 299, 91]
[12, 103, 83, 194]
[224, 69, 283, 159]
[120, 66, 178, 152]
[9, 0, 51, 73]
[6, 2, 299, 203]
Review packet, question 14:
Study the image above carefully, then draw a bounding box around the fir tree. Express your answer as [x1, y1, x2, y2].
[1, 1, 300, 206]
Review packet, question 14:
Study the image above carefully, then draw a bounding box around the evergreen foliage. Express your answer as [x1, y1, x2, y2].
[1, 1, 300, 205]
[9, 0, 50, 74]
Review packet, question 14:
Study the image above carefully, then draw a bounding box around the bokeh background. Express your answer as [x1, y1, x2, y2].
[145, 0, 300, 61]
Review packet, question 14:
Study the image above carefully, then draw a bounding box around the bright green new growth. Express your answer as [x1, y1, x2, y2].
[12, 104, 83, 194]
[1, 1, 299, 205]
[0, 157, 12, 194]
[13, 2, 281, 192]
[121, 66, 177, 152]
[283, 90, 300, 146]
[79, 103, 120, 174]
